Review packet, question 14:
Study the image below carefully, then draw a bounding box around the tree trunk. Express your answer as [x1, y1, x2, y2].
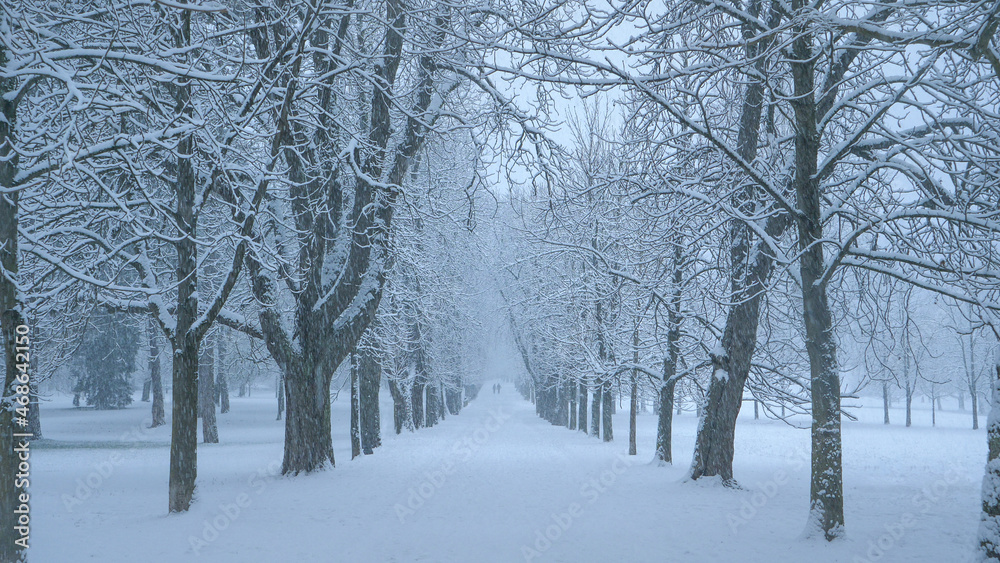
[978, 362, 1000, 559]
[657, 259, 682, 464]
[555, 380, 569, 426]
[217, 332, 229, 414]
[905, 383, 913, 428]
[629, 325, 639, 454]
[882, 381, 890, 425]
[218, 371, 230, 414]
[0, 305, 28, 563]
[282, 361, 335, 473]
[932, 392, 937, 427]
[590, 381, 601, 438]
[149, 321, 165, 428]
[569, 380, 578, 430]
[629, 375, 638, 455]
[438, 382, 446, 421]
[411, 380, 425, 430]
[973, 384, 980, 430]
[0, 47, 27, 559]
[446, 386, 462, 416]
[276, 374, 284, 421]
[426, 381, 440, 428]
[792, 22, 843, 538]
[359, 347, 381, 454]
[801, 272, 844, 540]
[688, 11, 772, 483]
[168, 102, 200, 513]
[168, 13, 210, 514]
[754, 400, 759, 420]
[168, 336, 199, 513]
[389, 378, 412, 434]
[691, 345, 750, 483]
[142, 378, 151, 402]
[602, 380, 613, 442]
[351, 353, 361, 460]
[656, 369, 676, 464]
[198, 335, 218, 444]
[578, 382, 587, 433]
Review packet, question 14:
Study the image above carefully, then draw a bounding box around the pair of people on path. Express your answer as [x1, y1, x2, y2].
[493, 383, 502, 394]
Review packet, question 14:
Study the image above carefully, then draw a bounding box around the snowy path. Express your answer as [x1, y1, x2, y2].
[33, 384, 982, 562]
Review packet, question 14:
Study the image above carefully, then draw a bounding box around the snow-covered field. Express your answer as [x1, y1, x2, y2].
[32, 386, 983, 562]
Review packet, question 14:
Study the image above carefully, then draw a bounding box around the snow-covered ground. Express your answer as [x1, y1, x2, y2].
[32, 386, 983, 562]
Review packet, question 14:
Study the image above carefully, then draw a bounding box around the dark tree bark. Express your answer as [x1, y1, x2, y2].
[276, 374, 284, 421]
[0, 32, 28, 560]
[569, 380, 578, 430]
[160, 7, 262, 511]
[145, 321, 166, 428]
[656, 373, 676, 465]
[790, 14, 844, 537]
[629, 324, 640, 455]
[358, 346, 381, 454]
[411, 380, 425, 430]
[656, 254, 682, 464]
[973, 384, 980, 430]
[426, 382, 441, 428]
[556, 379, 569, 427]
[691, 322, 766, 479]
[167, 59, 202, 510]
[578, 383, 587, 433]
[882, 381, 890, 425]
[168, 335, 200, 513]
[445, 384, 462, 416]
[438, 382, 446, 422]
[388, 378, 411, 434]
[689, 40, 769, 483]
[199, 334, 218, 444]
[590, 380, 601, 438]
[281, 357, 334, 473]
[350, 353, 361, 460]
[931, 390, 937, 427]
[0, 309, 27, 563]
[218, 372, 230, 414]
[905, 379, 913, 428]
[217, 328, 229, 415]
[629, 375, 638, 455]
[979, 363, 1000, 559]
[142, 379, 151, 402]
[602, 380, 613, 442]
